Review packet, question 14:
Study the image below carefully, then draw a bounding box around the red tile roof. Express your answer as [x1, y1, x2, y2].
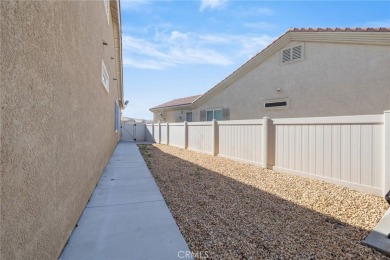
[151, 95, 201, 109]
[288, 27, 390, 32]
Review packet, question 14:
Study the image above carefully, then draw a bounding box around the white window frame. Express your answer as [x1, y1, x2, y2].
[104, 0, 110, 24]
[264, 98, 290, 111]
[281, 43, 304, 65]
[206, 109, 222, 121]
[101, 60, 109, 93]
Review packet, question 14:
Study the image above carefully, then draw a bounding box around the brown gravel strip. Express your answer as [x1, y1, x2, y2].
[138, 144, 389, 259]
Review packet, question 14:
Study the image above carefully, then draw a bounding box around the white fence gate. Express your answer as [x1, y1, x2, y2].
[121, 122, 146, 141]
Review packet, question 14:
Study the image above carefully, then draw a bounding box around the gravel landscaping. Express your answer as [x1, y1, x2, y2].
[138, 144, 389, 259]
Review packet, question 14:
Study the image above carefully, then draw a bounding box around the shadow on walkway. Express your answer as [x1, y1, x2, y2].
[59, 142, 190, 260]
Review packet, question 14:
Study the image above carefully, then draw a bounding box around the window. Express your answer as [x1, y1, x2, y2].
[101, 60, 109, 93]
[281, 44, 304, 64]
[206, 109, 222, 121]
[114, 101, 120, 132]
[200, 108, 229, 121]
[264, 98, 290, 110]
[104, 0, 110, 24]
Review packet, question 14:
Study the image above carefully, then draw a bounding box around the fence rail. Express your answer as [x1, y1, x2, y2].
[146, 111, 390, 196]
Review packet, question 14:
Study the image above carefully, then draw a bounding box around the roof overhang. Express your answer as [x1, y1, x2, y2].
[150, 104, 194, 112]
[110, 0, 123, 108]
[192, 29, 390, 108]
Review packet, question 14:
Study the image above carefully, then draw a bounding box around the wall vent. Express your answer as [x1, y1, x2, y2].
[281, 44, 304, 64]
[282, 49, 291, 63]
[292, 45, 302, 60]
[264, 98, 290, 110]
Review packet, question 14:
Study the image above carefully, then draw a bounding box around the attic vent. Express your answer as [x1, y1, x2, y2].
[281, 44, 304, 64]
[292, 46, 301, 60]
[282, 49, 291, 63]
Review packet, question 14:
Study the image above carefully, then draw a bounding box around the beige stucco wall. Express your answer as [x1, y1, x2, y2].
[1, 1, 121, 259]
[193, 41, 390, 121]
[153, 109, 193, 123]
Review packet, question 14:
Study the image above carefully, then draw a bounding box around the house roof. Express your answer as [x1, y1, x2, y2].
[191, 27, 390, 107]
[150, 27, 390, 112]
[150, 95, 202, 110]
[288, 27, 390, 32]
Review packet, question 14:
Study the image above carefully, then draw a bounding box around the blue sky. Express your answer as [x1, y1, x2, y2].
[120, 0, 390, 120]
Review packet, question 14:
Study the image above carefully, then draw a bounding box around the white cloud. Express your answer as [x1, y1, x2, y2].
[238, 7, 274, 16]
[122, 33, 233, 70]
[243, 22, 275, 30]
[364, 19, 390, 27]
[237, 35, 275, 58]
[123, 57, 174, 70]
[122, 31, 275, 70]
[252, 7, 274, 16]
[198, 34, 230, 44]
[200, 0, 227, 11]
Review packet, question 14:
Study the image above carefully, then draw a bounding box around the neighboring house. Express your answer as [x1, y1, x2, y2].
[150, 95, 201, 123]
[122, 117, 153, 124]
[1, 1, 123, 259]
[150, 28, 390, 123]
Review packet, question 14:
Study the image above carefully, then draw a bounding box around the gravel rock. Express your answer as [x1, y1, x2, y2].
[138, 144, 389, 259]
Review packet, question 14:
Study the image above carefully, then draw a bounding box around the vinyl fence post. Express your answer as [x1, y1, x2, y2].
[184, 121, 188, 149]
[212, 119, 219, 156]
[262, 117, 269, 169]
[384, 111, 390, 196]
[151, 123, 154, 143]
[166, 123, 170, 145]
[158, 122, 161, 144]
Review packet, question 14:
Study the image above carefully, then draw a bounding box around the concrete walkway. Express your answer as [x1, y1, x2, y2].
[60, 142, 191, 260]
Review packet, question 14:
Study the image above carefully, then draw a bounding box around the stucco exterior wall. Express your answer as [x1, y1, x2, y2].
[193, 41, 390, 121]
[153, 109, 193, 123]
[1, 1, 121, 259]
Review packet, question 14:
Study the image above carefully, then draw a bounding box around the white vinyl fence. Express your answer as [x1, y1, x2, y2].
[146, 111, 390, 196]
[218, 120, 264, 166]
[146, 124, 154, 142]
[168, 123, 185, 148]
[187, 122, 215, 154]
[160, 123, 168, 145]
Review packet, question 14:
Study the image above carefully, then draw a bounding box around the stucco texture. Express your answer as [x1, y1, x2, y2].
[1, 1, 120, 259]
[153, 109, 193, 123]
[194, 41, 390, 121]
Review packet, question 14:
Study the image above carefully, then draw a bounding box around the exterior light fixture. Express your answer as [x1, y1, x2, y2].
[103, 40, 108, 45]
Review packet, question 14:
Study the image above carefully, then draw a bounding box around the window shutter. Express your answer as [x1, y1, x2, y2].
[200, 110, 206, 121]
[222, 108, 229, 120]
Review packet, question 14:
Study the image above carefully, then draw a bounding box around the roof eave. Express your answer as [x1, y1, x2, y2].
[150, 103, 194, 112]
